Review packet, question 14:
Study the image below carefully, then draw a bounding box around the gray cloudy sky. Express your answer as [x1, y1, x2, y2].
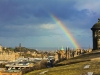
[0, 0, 99, 49]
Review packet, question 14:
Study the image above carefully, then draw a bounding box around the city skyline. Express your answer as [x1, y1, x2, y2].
[0, 0, 99, 49]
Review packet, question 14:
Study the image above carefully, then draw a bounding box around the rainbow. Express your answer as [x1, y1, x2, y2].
[50, 14, 80, 49]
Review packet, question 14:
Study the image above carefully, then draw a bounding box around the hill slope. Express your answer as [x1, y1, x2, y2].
[24, 50, 100, 75]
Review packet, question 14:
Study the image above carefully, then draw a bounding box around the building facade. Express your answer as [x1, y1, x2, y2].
[0, 45, 19, 62]
[54, 47, 66, 62]
[0, 52, 19, 62]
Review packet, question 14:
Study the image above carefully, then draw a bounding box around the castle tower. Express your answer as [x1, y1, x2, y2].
[91, 18, 100, 50]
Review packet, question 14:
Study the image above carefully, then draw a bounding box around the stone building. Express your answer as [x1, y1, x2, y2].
[91, 18, 100, 50]
[54, 52, 59, 62]
[54, 47, 66, 62]
[0, 52, 19, 62]
[0, 45, 19, 62]
[0, 45, 2, 52]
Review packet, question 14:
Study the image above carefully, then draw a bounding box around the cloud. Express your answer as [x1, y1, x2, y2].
[39, 24, 56, 30]
[0, 0, 84, 25]
[0, 23, 60, 38]
[74, 0, 100, 17]
[75, 0, 100, 11]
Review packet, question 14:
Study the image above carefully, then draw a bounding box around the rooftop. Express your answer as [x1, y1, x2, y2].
[91, 18, 100, 30]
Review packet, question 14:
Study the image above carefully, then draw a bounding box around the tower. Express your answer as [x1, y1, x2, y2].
[91, 18, 100, 50]
[19, 43, 22, 56]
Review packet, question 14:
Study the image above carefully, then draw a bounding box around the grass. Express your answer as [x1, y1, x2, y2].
[24, 50, 100, 75]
